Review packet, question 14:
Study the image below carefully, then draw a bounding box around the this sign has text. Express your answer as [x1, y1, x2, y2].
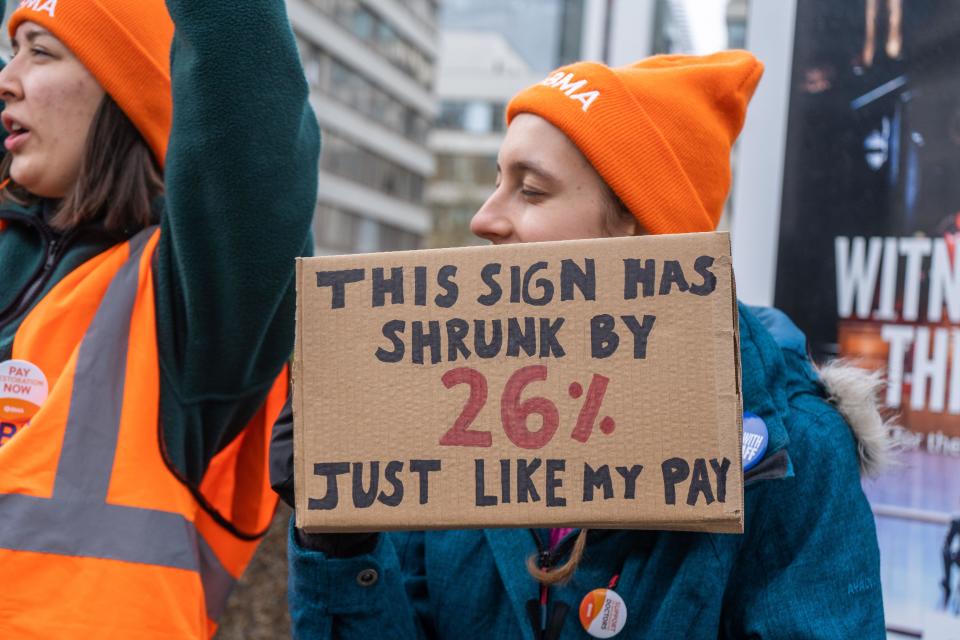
[294, 233, 743, 532]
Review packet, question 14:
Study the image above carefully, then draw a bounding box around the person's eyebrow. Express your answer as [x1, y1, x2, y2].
[24, 29, 47, 43]
[505, 159, 560, 184]
[12, 28, 49, 48]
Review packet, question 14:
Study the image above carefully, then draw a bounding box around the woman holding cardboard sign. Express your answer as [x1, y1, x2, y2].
[0, 0, 317, 636]
[282, 51, 888, 638]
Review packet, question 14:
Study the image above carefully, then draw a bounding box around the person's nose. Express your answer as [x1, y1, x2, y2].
[470, 188, 516, 244]
[0, 55, 25, 104]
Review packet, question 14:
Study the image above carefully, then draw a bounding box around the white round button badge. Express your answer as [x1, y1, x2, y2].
[0, 359, 49, 424]
[579, 587, 628, 638]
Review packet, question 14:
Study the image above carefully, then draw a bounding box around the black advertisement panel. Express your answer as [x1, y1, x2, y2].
[774, 0, 960, 634]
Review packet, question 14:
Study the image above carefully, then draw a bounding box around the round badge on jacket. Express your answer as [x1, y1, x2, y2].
[742, 411, 769, 472]
[0, 359, 49, 424]
[579, 587, 627, 638]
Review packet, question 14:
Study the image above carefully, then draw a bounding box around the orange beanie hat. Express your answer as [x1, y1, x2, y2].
[506, 50, 763, 235]
[9, 0, 174, 167]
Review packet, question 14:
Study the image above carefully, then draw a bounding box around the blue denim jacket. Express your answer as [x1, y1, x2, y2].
[287, 304, 885, 639]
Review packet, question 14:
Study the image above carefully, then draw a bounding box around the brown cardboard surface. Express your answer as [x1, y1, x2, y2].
[294, 232, 743, 533]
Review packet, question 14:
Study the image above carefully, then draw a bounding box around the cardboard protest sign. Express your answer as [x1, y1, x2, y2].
[294, 232, 743, 533]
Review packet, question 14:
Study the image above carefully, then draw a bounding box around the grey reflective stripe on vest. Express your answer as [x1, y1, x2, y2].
[197, 531, 236, 621]
[0, 494, 198, 569]
[0, 227, 236, 622]
[53, 228, 149, 504]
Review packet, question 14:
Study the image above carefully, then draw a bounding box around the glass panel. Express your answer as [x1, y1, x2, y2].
[437, 102, 467, 130]
[350, 7, 376, 40]
[355, 217, 380, 253]
[490, 103, 507, 133]
[321, 131, 426, 203]
[463, 102, 494, 134]
[473, 155, 499, 185]
[319, 53, 431, 144]
[310, 0, 435, 89]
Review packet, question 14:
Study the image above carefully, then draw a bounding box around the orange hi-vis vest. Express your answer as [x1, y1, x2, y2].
[0, 228, 285, 638]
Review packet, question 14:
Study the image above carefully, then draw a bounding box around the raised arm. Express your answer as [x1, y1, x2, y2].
[155, 0, 320, 482]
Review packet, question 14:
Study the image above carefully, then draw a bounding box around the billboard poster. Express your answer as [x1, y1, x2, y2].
[773, 1, 960, 635]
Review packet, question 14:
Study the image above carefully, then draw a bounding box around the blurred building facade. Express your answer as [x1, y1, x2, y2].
[426, 32, 542, 248]
[282, 0, 748, 254]
[288, 0, 439, 254]
[652, 0, 748, 54]
[428, 0, 602, 249]
[428, 0, 661, 248]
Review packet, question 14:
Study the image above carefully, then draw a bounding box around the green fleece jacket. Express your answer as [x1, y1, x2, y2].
[0, 1, 319, 484]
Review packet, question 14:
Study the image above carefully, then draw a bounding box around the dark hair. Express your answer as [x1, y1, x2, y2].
[602, 182, 640, 236]
[0, 94, 163, 235]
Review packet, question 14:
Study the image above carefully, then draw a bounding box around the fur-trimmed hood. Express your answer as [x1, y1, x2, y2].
[745, 305, 897, 479]
[818, 361, 898, 477]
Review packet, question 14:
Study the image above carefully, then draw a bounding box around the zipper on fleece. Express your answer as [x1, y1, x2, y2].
[0, 211, 77, 331]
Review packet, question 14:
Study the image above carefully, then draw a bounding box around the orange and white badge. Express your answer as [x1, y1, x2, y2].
[0, 359, 49, 424]
[579, 587, 627, 638]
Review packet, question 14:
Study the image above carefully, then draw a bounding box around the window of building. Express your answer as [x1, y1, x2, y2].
[355, 216, 381, 253]
[401, 0, 439, 32]
[652, 0, 749, 54]
[435, 153, 498, 185]
[321, 131, 426, 203]
[462, 102, 494, 134]
[309, 0, 435, 89]
[314, 204, 359, 254]
[437, 102, 467, 130]
[429, 204, 485, 249]
[473, 155, 498, 185]
[379, 223, 422, 252]
[350, 5, 377, 40]
[315, 203, 422, 254]
[436, 100, 506, 133]
[308, 51, 432, 145]
[489, 103, 507, 133]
